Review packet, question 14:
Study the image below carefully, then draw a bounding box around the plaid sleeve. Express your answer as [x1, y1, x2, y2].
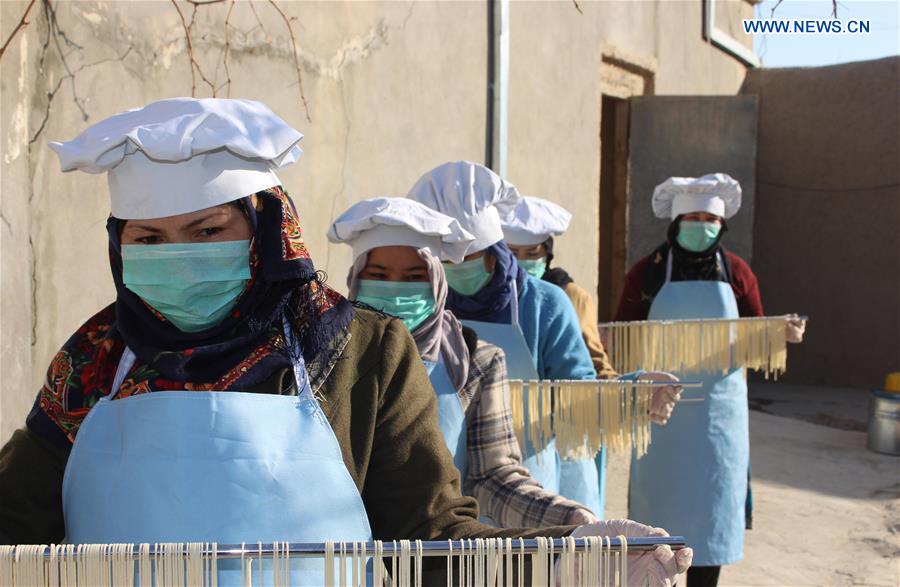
[461, 342, 594, 528]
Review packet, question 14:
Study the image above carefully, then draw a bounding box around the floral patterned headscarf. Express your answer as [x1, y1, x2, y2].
[27, 187, 353, 447]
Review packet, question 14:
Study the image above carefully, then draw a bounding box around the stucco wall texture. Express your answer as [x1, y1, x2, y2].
[1, 1, 752, 440]
[741, 57, 900, 389]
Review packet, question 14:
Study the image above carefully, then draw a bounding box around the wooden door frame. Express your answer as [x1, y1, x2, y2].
[598, 46, 656, 321]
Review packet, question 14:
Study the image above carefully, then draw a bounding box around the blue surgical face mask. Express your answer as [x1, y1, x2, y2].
[121, 240, 251, 333]
[519, 257, 547, 279]
[443, 257, 493, 296]
[676, 221, 721, 253]
[355, 280, 436, 332]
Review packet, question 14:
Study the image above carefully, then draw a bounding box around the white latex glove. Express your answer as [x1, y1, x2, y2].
[565, 508, 600, 525]
[571, 519, 693, 587]
[641, 371, 683, 426]
[785, 314, 806, 343]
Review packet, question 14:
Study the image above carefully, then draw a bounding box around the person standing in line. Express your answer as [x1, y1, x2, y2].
[615, 174, 805, 587]
[329, 197, 599, 527]
[501, 195, 618, 379]
[408, 161, 681, 520]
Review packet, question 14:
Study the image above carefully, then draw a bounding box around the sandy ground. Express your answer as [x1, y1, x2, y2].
[604, 410, 900, 586]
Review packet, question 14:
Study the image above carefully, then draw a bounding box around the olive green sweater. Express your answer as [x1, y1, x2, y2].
[0, 309, 574, 545]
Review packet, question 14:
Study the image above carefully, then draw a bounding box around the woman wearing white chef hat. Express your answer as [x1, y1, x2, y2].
[407, 161, 615, 521]
[615, 173, 805, 587]
[501, 196, 619, 378]
[328, 196, 599, 528]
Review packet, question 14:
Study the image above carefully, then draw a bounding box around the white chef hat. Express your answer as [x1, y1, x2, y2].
[328, 197, 476, 263]
[501, 196, 572, 246]
[49, 98, 303, 220]
[651, 173, 742, 220]
[406, 161, 520, 254]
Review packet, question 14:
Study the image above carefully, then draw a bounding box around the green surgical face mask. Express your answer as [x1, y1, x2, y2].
[443, 257, 493, 296]
[355, 279, 436, 332]
[676, 221, 721, 253]
[519, 257, 547, 279]
[122, 240, 251, 333]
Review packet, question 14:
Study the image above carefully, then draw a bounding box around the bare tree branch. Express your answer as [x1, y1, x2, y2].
[247, 0, 269, 37]
[267, 0, 311, 122]
[221, 0, 235, 97]
[571, 0, 583, 15]
[44, 1, 89, 120]
[769, 0, 785, 19]
[0, 0, 38, 60]
[171, 0, 197, 95]
[171, 0, 216, 96]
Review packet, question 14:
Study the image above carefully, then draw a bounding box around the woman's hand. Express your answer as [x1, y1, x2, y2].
[570, 519, 693, 587]
[785, 314, 806, 343]
[641, 371, 683, 426]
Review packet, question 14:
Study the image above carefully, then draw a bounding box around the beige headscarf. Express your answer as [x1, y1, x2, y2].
[348, 248, 470, 393]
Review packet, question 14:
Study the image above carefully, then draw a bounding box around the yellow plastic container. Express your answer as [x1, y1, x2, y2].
[885, 372, 900, 393]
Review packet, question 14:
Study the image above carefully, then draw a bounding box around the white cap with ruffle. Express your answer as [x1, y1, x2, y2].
[501, 196, 572, 246]
[406, 161, 520, 255]
[49, 98, 303, 219]
[328, 197, 475, 264]
[651, 173, 742, 220]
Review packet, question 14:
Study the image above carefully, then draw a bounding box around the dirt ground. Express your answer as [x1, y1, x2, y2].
[604, 388, 900, 587]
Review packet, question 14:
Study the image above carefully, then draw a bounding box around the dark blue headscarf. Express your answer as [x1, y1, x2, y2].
[445, 241, 526, 324]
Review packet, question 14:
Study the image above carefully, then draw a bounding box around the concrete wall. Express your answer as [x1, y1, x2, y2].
[741, 57, 900, 389]
[0, 0, 753, 441]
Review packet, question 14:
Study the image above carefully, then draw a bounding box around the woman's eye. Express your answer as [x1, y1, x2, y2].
[198, 227, 223, 238]
[136, 236, 162, 245]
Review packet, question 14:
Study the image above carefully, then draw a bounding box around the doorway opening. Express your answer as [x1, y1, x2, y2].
[597, 45, 655, 321]
[598, 95, 630, 322]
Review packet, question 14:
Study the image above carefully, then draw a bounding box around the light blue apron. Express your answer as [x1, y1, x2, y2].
[629, 252, 748, 566]
[62, 328, 372, 585]
[424, 358, 468, 479]
[460, 319, 561, 496]
[559, 443, 605, 519]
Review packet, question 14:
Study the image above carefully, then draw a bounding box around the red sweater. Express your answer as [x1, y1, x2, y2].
[614, 250, 764, 321]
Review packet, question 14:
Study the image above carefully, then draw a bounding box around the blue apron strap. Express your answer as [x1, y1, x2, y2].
[510, 279, 519, 327]
[108, 347, 137, 401]
[282, 316, 314, 399]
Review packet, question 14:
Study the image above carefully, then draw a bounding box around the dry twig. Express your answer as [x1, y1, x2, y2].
[247, 0, 269, 37]
[267, 0, 311, 122]
[171, 0, 217, 96]
[219, 0, 235, 97]
[571, 0, 583, 15]
[0, 0, 38, 60]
